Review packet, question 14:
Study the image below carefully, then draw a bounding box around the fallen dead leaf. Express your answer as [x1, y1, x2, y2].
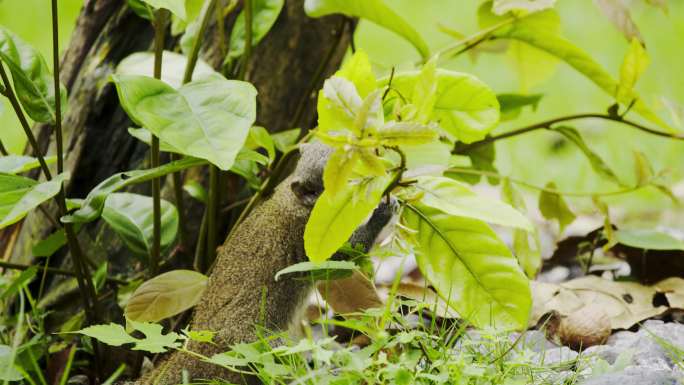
[654, 277, 684, 309]
[317, 271, 382, 315]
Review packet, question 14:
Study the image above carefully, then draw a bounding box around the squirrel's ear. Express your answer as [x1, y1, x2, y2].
[291, 179, 321, 207]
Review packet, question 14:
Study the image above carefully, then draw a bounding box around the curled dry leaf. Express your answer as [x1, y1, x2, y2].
[556, 304, 611, 350]
[316, 271, 382, 315]
[654, 277, 684, 309]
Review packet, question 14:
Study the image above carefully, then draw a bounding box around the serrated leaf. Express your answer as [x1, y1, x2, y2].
[502, 179, 541, 278]
[402, 203, 531, 329]
[538, 182, 575, 232]
[0, 173, 68, 229]
[304, 0, 429, 60]
[385, 70, 500, 143]
[128, 320, 182, 353]
[415, 176, 532, 231]
[318, 76, 363, 136]
[552, 126, 621, 185]
[139, 0, 186, 19]
[336, 50, 377, 98]
[305, 176, 390, 262]
[274, 260, 357, 281]
[183, 329, 215, 343]
[116, 51, 217, 89]
[492, 0, 556, 14]
[0, 155, 56, 174]
[226, 0, 284, 64]
[75, 323, 138, 346]
[101, 193, 179, 256]
[125, 270, 208, 322]
[0, 27, 67, 123]
[62, 157, 206, 224]
[593, 0, 643, 43]
[112, 74, 257, 170]
[617, 38, 649, 102]
[615, 229, 684, 251]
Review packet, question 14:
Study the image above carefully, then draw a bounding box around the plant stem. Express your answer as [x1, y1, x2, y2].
[149, 9, 168, 277]
[183, 0, 218, 84]
[51, 0, 63, 175]
[0, 260, 127, 285]
[454, 113, 684, 154]
[0, 139, 8, 155]
[204, 165, 219, 271]
[238, 0, 253, 80]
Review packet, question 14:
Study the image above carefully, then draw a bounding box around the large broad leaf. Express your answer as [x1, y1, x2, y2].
[384, 70, 500, 144]
[0, 155, 56, 174]
[414, 176, 532, 231]
[125, 270, 208, 322]
[139, 0, 186, 19]
[62, 157, 205, 224]
[227, 0, 284, 64]
[102, 193, 179, 256]
[615, 229, 684, 251]
[402, 203, 531, 329]
[492, 0, 556, 14]
[116, 51, 217, 89]
[111, 74, 257, 170]
[305, 176, 390, 262]
[0, 173, 68, 229]
[0, 27, 67, 123]
[491, 12, 668, 129]
[304, 0, 429, 60]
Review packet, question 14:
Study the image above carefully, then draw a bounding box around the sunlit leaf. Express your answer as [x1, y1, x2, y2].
[415, 176, 532, 231]
[125, 270, 208, 322]
[318, 76, 362, 136]
[112, 74, 257, 170]
[0, 345, 23, 381]
[75, 323, 138, 347]
[0, 173, 68, 229]
[323, 148, 359, 197]
[245, 126, 276, 162]
[274, 260, 357, 281]
[616, 38, 649, 102]
[377, 122, 438, 147]
[386, 70, 500, 143]
[116, 51, 217, 89]
[632, 150, 653, 186]
[0, 155, 56, 174]
[305, 176, 390, 262]
[502, 179, 541, 278]
[0, 27, 67, 123]
[552, 126, 622, 185]
[183, 180, 207, 203]
[272, 128, 301, 152]
[226, 0, 285, 64]
[615, 229, 684, 251]
[412, 56, 438, 124]
[336, 50, 377, 98]
[62, 157, 205, 224]
[492, 0, 556, 15]
[75, 321, 182, 353]
[304, 0, 429, 60]
[101, 193, 179, 256]
[538, 182, 575, 232]
[593, 0, 643, 43]
[402, 203, 531, 329]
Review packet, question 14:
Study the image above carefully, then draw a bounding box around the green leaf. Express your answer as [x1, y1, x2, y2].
[594, 0, 643, 44]
[491, 11, 668, 130]
[0, 173, 68, 229]
[183, 180, 207, 203]
[552, 126, 621, 185]
[183, 329, 215, 343]
[226, 0, 285, 64]
[502, 179, 541, 278]
[75, 323, 138, 346]
[0, 27, 67, 123]
[615, 229, 684, 251]
[101, 193, 179, 256]
[111, 74, 257, 170]
[385, 70, 500, 143]
[274, 260, 357, 281]
[377, 122, 439, 146]
[127, 127, 183, 153]
[125, 270, 208, 322]
[0, 345, 23, 381]
[245, 126, 276, 162]
[127, 0, 154, 20]
[1, 266, 37, 301]
[497, 93, 543, 121]
[336, 50, 377, 98]
[632, 150, 654, 186]
[75, 321, 181, 354]
[272, 129, 301, 152]
[323, 148, 359, 197]
[116, 51, 217, 89]
[412, 56, 438, 124]
[62, 157, 205, 224]
[402, 203, 531, 329]
[139, 0, 186, 19]
[492, 0, 556, 15]
[0, 155, 56, 174]
[415, 176, 532, 231]
[617, 38, 649, 102]
[304, 0, 429, 60]
[305, 176, 390, 262]
[32, 229, 67, 257]
[538, 182, 575, 232]
[318, 76, 362, 137]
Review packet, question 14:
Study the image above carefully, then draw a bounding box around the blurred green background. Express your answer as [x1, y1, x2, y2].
[1, 0, 682, 226]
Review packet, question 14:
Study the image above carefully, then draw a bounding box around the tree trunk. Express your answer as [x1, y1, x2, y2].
[2, 0, 352, 377]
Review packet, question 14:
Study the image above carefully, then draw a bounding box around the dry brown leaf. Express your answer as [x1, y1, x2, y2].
[655, 277, 684, 309]
[556, 304, 611, 349]
[316, 271, 382, 315]
[393, 282, 460, 319]
[593, 0, 644, 44]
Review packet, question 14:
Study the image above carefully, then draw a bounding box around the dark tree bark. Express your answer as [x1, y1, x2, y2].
[1, 0, 352, 378]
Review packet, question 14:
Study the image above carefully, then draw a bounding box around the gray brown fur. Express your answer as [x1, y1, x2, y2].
[136, 143, 392, 384]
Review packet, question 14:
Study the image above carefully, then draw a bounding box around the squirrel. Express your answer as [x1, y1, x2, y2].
[136, 143, 394, 384]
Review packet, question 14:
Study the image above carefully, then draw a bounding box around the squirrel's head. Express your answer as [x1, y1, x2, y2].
[290, 142, 333, 207]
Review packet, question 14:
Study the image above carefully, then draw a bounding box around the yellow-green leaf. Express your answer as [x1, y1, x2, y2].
[617, 38, 649, 102]
[323, 148, 359, 197]
[336, 50, 377, 98]
[538, 182, 576, 232]
[502, 179, 541, 278]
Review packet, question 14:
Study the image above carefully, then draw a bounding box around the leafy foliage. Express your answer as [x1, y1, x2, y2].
[0, 173, 68, 229]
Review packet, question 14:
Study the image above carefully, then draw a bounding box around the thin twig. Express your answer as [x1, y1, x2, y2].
[238, 0, 253, 81]
[0, 260, 127, 285]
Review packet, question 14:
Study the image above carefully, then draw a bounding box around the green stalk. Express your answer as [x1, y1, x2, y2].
[149, 9, 168, 277]
[205, 165, 219, 271]
[237, 0, 253, 80]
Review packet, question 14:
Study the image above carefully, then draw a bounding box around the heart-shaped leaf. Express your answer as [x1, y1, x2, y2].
[116, 51, 217, 89]
[112, 74, 257, 170]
